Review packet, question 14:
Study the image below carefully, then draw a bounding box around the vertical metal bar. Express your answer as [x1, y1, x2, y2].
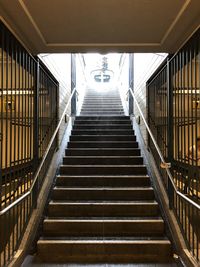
[167, 59, 174, 209]
[0, 22, 4, 267]
[32, 59, 39, 208]
[27, 54, 30, 205]
[4, 27, 9, 263]
[9, 30, 14, 258]
[183, 49, 186, 167]
[13, 36, 17, 253]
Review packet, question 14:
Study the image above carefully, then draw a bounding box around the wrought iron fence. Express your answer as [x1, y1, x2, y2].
[147, 28, 200, 263]
[0, 21, 58, 266]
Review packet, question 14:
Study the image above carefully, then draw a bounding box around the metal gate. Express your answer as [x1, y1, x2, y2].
[147, 28, 200, 262]
[0, 21, 58, 266]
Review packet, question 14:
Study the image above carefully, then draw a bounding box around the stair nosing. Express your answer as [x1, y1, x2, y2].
[53, 187, 154, 190]
[60, 164, 146, 167]
[44, 219, 164, 223]
[49, 201, 158, 205]
[38, 239, 171, 244]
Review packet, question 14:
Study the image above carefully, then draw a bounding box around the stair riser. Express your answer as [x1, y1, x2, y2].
[80, 113, 124, 115]
[56, 176, 150, 187]
[52, 189, 154, 201]
[43, 221, 164, 237]
[65, 149, 141, 156]
[81, 109, 124, 112]
[60, 166, 147, 175]
[73, 125, 132, 129]
[83, 99, 121, 101]
[48, 203, 159, 217]
[74, 121, 131, 125]
[82, 105, 123, 108]
[68, 142, 138, 148]
[76, 116, 130, 120]
[37, 241, 172, 263]
[70, 136, 136, 141]
[82, 105, 122, 108]
[82, 104, 122, 106]
[83, 98, 121, 100]
[71, 130, 133, 135]
[62, 157, 143, 165]
[82, 105, 123, 107]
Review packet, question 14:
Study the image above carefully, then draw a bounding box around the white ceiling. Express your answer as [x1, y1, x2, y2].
[0, 0, 200, 54]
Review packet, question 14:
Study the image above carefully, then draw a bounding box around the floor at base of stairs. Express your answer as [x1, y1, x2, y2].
[21, 255, 178, 267]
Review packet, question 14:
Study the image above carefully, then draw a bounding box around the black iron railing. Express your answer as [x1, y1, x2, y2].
[147, 28, 200, 263]
[0, 21, 59, 266]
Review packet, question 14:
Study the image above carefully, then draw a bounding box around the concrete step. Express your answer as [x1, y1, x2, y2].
[52, 187, 154, 201]
[37, 239, 172, 263]
[82, 102, 123, 105]
[82, 104, 122, 108]
[71, 129, 134, 135]
[68, 141, 138, 148]
[80, 112, 125, 115]
[75, 116, 130, 120]
[74, 120, 131, 124]
[82, 103, 122, 106]
[62, 156, 143, 165]
[48, 201, 159, 217]
[82, 105, 123, 108]
[73, 125, 132, 129]
[83, 98, 121, 100]
[59, 165, 147, 175]
[81, 109, 124, 112]
[43, 218, 164, 237]
[70, 135, 136, 141]
[83, 97, 121, 99]
[65, 148, 141, 156]
[83, 101, 122, 103]
[56, 175, 150, 187]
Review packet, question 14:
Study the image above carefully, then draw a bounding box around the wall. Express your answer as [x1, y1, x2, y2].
[39, 54, 71, 144]
[76, 54, 87, 115]
[133, 53, 167, 143]
[39, 53, 87, 143]
[117, 54, 130, 115]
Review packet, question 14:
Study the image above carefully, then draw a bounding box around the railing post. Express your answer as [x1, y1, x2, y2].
[71, 54, 76, 116]
[33, 59, 39, 208]
[167, 58, 174, 209]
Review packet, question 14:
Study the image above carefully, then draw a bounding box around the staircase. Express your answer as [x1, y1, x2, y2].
[37, 88, 172, 263]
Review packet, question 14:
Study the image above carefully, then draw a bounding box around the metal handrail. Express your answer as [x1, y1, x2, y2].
[0, 87, 77, 216]
[128, 87, 200, 210]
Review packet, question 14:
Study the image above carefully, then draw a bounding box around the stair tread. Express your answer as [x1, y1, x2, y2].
[63, 156, 142, 158]
[38, 238, 170, 243]
[54, 187, 153, 190]
[57, 175, 149, 177]
[44, 218, 163, 222]
[72, 131, 133, 135]
[49, 200, 157, 204]
[70, 135, 134, 136]
[73, 125, 131, 127]
[66, 148, 140, 150]
[60, 164, 146, 167]
[69, 141, 137, 143]
[49, 200, 158, 206]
